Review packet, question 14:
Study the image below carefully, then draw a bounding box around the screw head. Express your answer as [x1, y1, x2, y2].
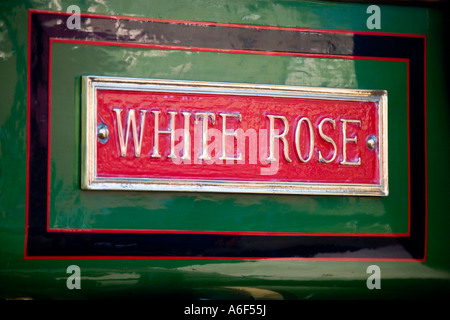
[366, 136, 377, 150]
[98, 124, 109, 141]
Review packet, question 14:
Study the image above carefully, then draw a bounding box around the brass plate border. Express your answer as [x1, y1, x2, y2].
[81, 75, 388, 196]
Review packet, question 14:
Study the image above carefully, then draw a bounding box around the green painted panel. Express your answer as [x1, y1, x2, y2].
[49, 42, 408, 234]
[0, 0, 449, 301]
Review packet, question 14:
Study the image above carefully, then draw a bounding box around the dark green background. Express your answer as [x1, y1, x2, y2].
[1, 0, 449, 300]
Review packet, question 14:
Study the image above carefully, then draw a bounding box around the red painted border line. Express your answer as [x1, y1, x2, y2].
[407, 60, 411, 236]
[28, 9, 427, 39]
[23, 255, 425, 262]
[47, 37, 53, 234]
[26, 9, 426, 261]
[47, 37, 410, 238]
[51, 38, 410, 63]
[46, 227, 410, 238]
[423, 36, 428, 261]
[24, 10, 32, 260]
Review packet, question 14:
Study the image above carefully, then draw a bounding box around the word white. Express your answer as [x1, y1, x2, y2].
[66, 265, 81, 290]
[366, 265, 381, 289]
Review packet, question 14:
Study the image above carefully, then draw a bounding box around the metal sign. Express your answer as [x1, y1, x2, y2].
[82, 76, 388, 196]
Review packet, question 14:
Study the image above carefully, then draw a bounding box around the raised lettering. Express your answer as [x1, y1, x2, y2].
[318, 117, 337, 163]
[113, 108, 147, 157]
[266, 115, 291, 163]
[219, 113, 242, 161]
[195, 112, 216, 161]
[340, 119, 361, 166]
[295, 117, 314, 163]
[181, 112, 191, 160]
[152, 110, 177, 159]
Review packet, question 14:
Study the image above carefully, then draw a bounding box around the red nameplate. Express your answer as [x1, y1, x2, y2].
[82, 76, 388, 196]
